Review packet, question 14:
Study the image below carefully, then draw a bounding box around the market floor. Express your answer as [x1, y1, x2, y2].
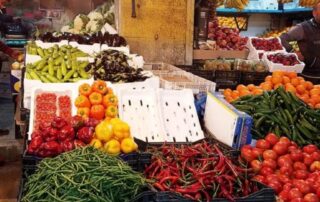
[0, 160, 21, 201]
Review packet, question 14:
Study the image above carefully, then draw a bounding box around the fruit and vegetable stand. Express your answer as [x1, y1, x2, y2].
[15, 1, 320, 202]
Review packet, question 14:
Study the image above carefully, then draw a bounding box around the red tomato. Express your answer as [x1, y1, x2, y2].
[303, 145, 318, 154]
[306, 178, 316, 193]
[273, 142, 289, 155]
[252, 148, 264, 158]
[304, 154, 315, 166]
[291, 141, 299, 148]
[279, 190, 290, 201]
[295, 181, 311, 194]
[268, 180, 282, 194]
[260, 166, 274, 176]
[265, 133, 279, 146]
[241, 148, 255, 162]
[252, 175, 266, 184]
[278, 155, 293, 167]
[283, 182, 294, 191]
[310, 161, 320, 172]
[293, 162, 308, 171]
[262, 159, 277, 170]
[291, 198, 305, 202]
[312, 152, 320, 161]
[317, 187, 320, 198]
[291, 150, 304, 162]
[263, 150, 278, 160]
[279, 137, 291, 147]
[266, 174, 280, 183]
[289, 145, 299, 153]
[278, 174, 291, 184]
[250, 160, 262, 172]
[289, 188, 303, 200]
[256, 139, 271, 149]
[304, 193, 319, 202]
[280, 165, 294, 176]
[294, 170, 309, 180]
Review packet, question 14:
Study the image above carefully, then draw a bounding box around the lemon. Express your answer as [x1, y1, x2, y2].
[120, 138, 138, 154]
[104, 139, 121, 155]
[90, 138, 102, 149]
[95, 121, 113, 142]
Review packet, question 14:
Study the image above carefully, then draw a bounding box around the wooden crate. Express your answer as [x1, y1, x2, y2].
[118, 0, 194, 65]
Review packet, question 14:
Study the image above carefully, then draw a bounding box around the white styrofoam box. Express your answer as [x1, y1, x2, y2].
[158, 89, 204, 142]
[246, 37, 286, 60]
[118, 88, 204, 143]
[23, 78, 94, 110]
[204, 92, 252, 149]
[118, 89, 166, 142]
[100, 44, 130, 55]
[246, 0, 263, 9]
[28, 83, 79, 140]
[101, 23, 118, 34]
[128, 54, 144, 69]
[34, 40, 69, 49]
[262, 51, 305, 73]
[69, 42, 101, 55]
[262, 0, 278, 10]
[109, 76, 159, 98]
[283, 0, 299, 9]
[25, 54, 41, 65]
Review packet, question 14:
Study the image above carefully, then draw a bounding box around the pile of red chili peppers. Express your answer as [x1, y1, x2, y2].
[145, 142, 258, 202]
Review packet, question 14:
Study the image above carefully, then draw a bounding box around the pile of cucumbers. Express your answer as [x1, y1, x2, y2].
[26, 43, 91, 83]
[232, 87, 320, 146]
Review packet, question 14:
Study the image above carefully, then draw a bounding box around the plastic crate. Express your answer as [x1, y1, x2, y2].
[213, 70, 241, 90]
[241, 71, 270, 85]
[131, 182, 275, 202]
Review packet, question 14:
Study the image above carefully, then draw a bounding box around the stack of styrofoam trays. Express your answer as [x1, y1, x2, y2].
[28, 83, 79, 139]
[246, 37, 286, 60]
[118, 88, 204, 143]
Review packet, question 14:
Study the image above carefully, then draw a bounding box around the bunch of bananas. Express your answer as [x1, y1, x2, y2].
[278, 0, 293, 3]
[299, 0, 319, 7]
[225, 0, 249, 10]
[218, 17, 247, 29]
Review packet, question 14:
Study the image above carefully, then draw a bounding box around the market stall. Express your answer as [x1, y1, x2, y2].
[9, 0, 320, 202]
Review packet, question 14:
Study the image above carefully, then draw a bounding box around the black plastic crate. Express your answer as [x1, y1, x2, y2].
[298, 73, 320, 84]
[241, 71, 270, 85]
[188, 69, 215, 81]
[131, 182, 275, 202]
[213, 70, 241, 90]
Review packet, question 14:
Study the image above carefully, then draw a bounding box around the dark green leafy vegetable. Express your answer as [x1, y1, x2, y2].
[22, 146, 146, 202]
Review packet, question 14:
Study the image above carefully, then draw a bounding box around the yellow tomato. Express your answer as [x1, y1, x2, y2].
[95, 121, 113, 142]
[90, 138, 103, 149]
[104, 139, 121, 155]
[120, 138, 138, 154]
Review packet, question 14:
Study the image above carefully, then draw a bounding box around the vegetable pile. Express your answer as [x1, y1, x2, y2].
[22, 147, 146, 202]
[27, 116, 98, 157]
[145, 142, 259, 201]
[232, 87, 320, 146]
[38, 31, 127, 47]
[75, 81, 118, 120]
[85, 50, 149, 83]
[26, 44, 90, 83]
[242, 133, 320, 202]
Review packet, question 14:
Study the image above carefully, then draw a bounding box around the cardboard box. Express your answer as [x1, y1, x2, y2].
[193, 49, 249, 60]
[204, 92, 252, 149]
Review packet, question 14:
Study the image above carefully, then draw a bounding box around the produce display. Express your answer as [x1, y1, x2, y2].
[75, 81, 117, 120]
[232, 87, 320, 146]
[224, 71, 320, 108]
[218, 17, 247, 29]
[237, 59, 268, 72]
[208, 19, 248, 50]
[260, 27, 291, 38]
[26, 44, 90, 83]
[22, 147, 146, 202]
[266, 53, 301, 66]
[27, 116, 93, 157]
[251, 38, 284, 51]
[60, 1, 115, 34]
[38, 31, 127, 47]
[224, 0, 249, 10]
[34, 92, 71, 130]
[86, 50, 149, 82]
[242, 134, 320, 201]
[204, 59, 234, 71]
[145, 142, 258, 201]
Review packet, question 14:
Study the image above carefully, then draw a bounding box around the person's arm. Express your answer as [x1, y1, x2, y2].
[280, 25, 304, 52]
[0, 41, 21, 60]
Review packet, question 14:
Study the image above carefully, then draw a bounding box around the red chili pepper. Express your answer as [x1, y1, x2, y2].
[159, 176, 179, 185]
[153, 183, 165, 191]
[202, 190, 211, 202]
[184, 194, 196, 200]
